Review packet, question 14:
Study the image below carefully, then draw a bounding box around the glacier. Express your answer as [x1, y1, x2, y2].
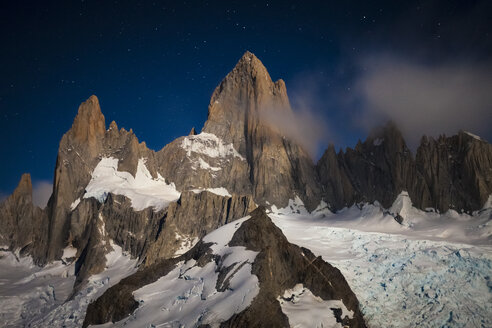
[270, 195, 492, 328]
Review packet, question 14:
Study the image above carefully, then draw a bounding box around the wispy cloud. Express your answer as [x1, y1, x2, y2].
[352, 54, 492, 147]
[32, 180, 52, 208]
[259, 103, 329, 158]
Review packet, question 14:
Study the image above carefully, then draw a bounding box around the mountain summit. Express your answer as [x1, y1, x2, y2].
[202, 51, 321, 209]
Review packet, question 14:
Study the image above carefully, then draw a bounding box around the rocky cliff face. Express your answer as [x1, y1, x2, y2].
[415, 131, 492, 212]
[145, 190, 256, 265]
[317, 123, 492, 213]
[0, 174, 48, 260]
[318, 122, 427, 209]
[202, 51, 321, 210]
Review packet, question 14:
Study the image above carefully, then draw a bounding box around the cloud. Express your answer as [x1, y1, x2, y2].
[259, 104, 329, 157]
[353, 55, 492, 147]
[32, 180, 52, 208]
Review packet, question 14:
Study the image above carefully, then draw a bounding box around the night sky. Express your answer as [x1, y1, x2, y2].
[1, 0, 491, 205]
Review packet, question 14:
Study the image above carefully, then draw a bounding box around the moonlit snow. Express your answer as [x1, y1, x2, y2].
[0, 241, 137, 327]
[270, 195, 492, 328]
[181, 132, 244, 160]
[191, 187, 232, 197]
[96, 216, 259, 328]
[278, 284, 353, 328]
[1, 188, 490, 327]
[83, 157, 180, 211]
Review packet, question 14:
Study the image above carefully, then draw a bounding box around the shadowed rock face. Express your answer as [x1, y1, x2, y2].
[415, 131, 492, 212]
[317, 122, 492, 213]
[83, 207, 366, 328]
[318, 122, 426, 210]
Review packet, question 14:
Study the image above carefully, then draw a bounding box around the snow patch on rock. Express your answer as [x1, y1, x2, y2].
[197, 157, 221, 171]
[62, 246, 77, 261]
[84, 157, 180, 211]
[464, 131, 483, 141]
[173, 233, 199, 257]
[373, 137, 384, 146]
[191, 187, 232, 197]
[181, 132, 244, 160]
[70, 198, 81, 211]
[278, 284, 353, 328]
[482, 194, 492, 210]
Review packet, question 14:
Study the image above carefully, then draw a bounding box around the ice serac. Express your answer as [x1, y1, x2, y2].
[0, 174, 48, 260]
[202, 51, 321, 210]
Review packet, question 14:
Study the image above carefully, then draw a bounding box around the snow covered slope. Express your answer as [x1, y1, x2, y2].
[0, 242, 137, 327]
[94, 216, 259, 328]
[270, 197, 492, 328]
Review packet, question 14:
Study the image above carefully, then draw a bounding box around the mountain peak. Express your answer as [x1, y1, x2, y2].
[203, 52, 288, 147]
[237, 50, 263, 67]
[12, 173, 32, 200]
[68, 95, 106, 147]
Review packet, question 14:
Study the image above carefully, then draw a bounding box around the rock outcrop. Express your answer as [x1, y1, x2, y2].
[83, 207, 366, 327]
[318, 122, 428, 209]
[223, 207, 366, 327]
[0, 174, 48, 260]
[145, 190, 256, 265]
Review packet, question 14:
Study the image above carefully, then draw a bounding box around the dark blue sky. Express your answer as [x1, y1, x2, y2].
[1, 0, 491, 200]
